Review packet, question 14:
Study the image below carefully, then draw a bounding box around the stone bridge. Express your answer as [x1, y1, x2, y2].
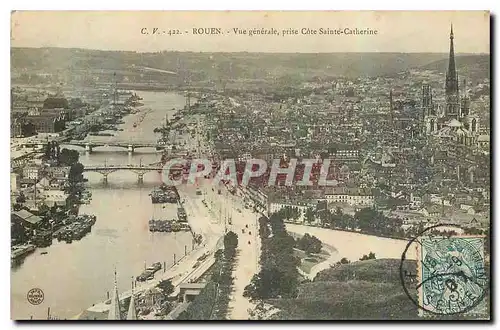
[84, 164, 163, 183]
[83, 162, 184, 183]
[67, 140, 163, 154]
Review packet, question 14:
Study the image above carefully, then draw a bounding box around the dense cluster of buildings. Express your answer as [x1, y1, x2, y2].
[10, 87, 96, 137]
[10, 86, 101, 251]
[206, 25, 490, 231]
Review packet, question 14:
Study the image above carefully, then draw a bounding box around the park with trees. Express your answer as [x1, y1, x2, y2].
[279, 204, 412, 239]
[243, 213, 300, 300]
[177, 231, 239, 320]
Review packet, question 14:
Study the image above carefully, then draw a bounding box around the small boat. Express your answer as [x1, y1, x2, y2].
[40, 251, 48, 255]
[133, 123, 137, 128]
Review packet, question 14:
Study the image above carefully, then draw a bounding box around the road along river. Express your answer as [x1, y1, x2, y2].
[11, 91, 195, 320]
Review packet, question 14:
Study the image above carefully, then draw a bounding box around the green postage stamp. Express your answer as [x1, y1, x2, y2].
[418, 235, 489, 318]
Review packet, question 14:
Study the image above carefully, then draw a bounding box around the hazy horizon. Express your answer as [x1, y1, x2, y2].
[9, 45, 491, 55]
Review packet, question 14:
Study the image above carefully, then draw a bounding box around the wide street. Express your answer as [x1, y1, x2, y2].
[78, 181, 225, 319]
[81, 106, 258, 320]
[225, 190, 260, 320]
[199, 180, 260, 320]
[186, 112, 260, 319]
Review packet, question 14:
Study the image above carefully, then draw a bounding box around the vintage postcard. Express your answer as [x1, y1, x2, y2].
[10, 11, 490, 320]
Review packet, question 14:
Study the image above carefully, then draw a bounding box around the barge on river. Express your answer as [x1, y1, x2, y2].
[149, 219, 190, 233]
[150, 185, 179, 204]
[11, 244, 36, 260]
[56, 215, 97, 243]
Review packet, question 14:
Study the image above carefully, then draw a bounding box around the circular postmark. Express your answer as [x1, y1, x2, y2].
[27, 288, 44, 305]
[399, 224, 488, 316]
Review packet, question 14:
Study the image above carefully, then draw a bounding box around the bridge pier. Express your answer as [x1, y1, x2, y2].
[85, 144, 93, 154]
[85, 165, 163, 184]
[128, 144, 134, 154]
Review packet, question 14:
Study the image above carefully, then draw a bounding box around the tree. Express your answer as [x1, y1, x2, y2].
[359, 252, 376, 261]
[304, 207, 315, 224]
[21, 122, 36, 137]
[337, 257, 350, 265]
[212, 268, 232, 286]
[11, 218, 28, 243]
[318, 210, 330, 227]
[214, 249, 224, 261]
[292, 207, 301, 222]
[157, 279, 174, 296]
[243, 267, 284, 300]
[355, 207, 389, 234]
[58, 148, 79, 166]
[224, 231, 238, 250]
[296, 233, 322, 254]
[16, 193, 26, 204]
[335, 206, 343, 216]
[223, 231, 238, 260]
[258, 217, 271, 239]
[68, 163, 84, 184]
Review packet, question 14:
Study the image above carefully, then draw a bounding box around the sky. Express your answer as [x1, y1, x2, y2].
[11, 11, 490, 53]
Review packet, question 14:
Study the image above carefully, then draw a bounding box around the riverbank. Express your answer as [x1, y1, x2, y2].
[76, 191, 224, 320]
[11, 91, 194, 320]
[285, 223, 417, 266]
[72, 91, 225, 320]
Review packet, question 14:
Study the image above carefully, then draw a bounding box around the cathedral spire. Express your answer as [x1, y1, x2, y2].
[108, 268, 122, 320]
[446, 23, 459, 96]
[445, 23, 460, 120]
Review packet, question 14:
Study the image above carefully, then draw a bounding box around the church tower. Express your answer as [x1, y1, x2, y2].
[108, 270, 122, 320]
[460, 78, 470, 118]
[461, 77, 480, 143]
[445, 24, 460, 120]
[422, 83, 437, 134]
[126, 279, 138, 320]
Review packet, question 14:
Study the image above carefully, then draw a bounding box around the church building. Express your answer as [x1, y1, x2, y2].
[422, 24, 479, 146]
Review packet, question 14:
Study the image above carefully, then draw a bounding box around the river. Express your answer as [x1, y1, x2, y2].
[11, 91, 194, 320]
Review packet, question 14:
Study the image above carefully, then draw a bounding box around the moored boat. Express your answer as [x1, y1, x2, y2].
[11, 244, 36, 260]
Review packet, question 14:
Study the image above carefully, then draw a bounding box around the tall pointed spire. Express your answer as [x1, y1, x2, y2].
[126, 278, 138, 320]
[445, 23, 459, 95]
[445, 23, 460, 120]
[108, 268, 122, 320]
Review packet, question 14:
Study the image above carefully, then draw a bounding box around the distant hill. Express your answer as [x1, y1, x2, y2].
[12, 47, 452, 80]
[12, 47, 489, 89]
[417, 54, 490, 81]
